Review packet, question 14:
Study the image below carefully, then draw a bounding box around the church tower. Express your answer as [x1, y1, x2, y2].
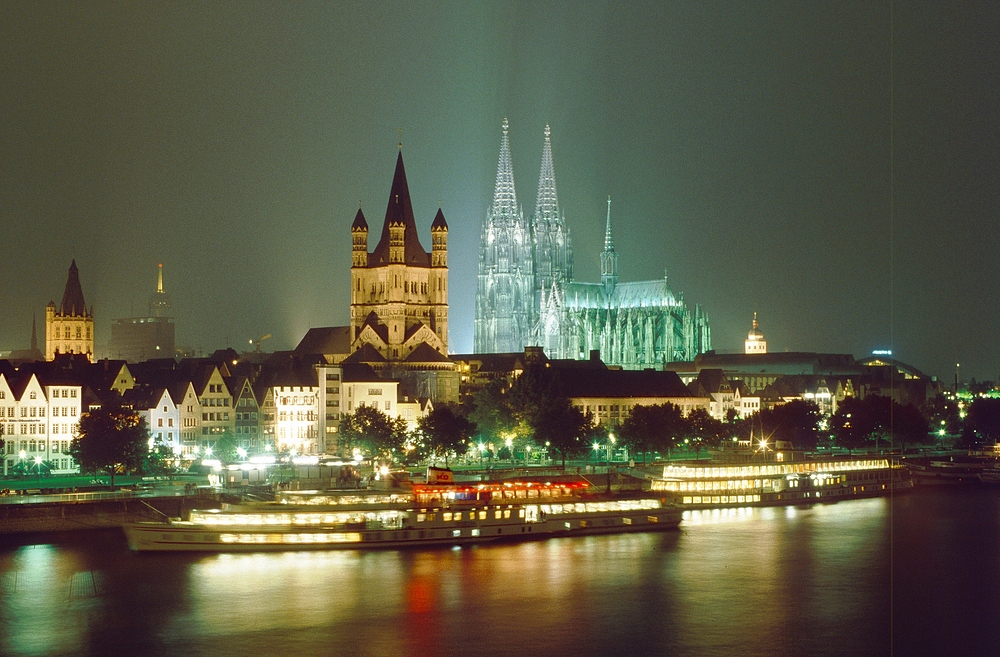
[349, 148, 448, 360]
[531, 124, 573, 302]
[474, 118, 536, 353]
[745, 312, 767, 354]
[600, 196, 618, 296]
[46, 260, 94, 361]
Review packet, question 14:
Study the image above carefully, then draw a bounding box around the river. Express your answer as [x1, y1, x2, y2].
[1, 486, 997, 657]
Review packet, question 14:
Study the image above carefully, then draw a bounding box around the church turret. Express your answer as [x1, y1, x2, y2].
[600, 196, 618, 296]
[431, 207, 448, 267]
[351, 208, 369, 268]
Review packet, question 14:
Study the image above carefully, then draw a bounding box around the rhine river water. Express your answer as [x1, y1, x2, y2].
[1, 486, 997, 657]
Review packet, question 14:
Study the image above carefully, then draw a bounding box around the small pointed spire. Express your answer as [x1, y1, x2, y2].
[603, 196, 615, 252]
[30, 314, 37, 352]
[752, 311, 759, 331]
[157, 263, 164, 294]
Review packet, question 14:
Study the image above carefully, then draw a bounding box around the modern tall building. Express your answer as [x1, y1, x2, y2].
[349, 148, 449, 361]
[109, 264, 176, 362]
[46, 260, 94, 362]
[475, 120, 711, 368]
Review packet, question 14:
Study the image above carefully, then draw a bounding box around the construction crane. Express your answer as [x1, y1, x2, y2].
[248, 333, 272, 354]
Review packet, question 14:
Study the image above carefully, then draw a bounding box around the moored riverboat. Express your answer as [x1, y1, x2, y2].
[650, 453, 912, 510]
[123, 478, 680, 552]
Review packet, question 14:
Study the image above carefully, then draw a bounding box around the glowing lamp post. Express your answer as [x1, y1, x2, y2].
[33, 456, 43, 489]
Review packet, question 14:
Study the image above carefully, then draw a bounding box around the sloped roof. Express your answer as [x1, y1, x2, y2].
[58, 260, 88, 316]
[295, 326, 352, 356]
[343, 343, 387, 364]
[692, 368, 731, 395]
[341, 362, 387, 383]
[352, 208, 368, 231]
[405, 343, 451, 363]
[554, 368, 694, 399]
[369, 151, 431, 267]
[430, 208, 448, 231]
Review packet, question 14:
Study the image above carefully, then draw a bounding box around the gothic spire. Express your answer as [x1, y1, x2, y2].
[30, 314, 37, 352]
[60, 260, 86, 316]
[534, 124, 559, 223]
[370, 150, 430, 266]
[600, 196, 618, 295]
[157, 263, 164, 294]
[492, 117, 518, 217]
[603, 195, 615, 253]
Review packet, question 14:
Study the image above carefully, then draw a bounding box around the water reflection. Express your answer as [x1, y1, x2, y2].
[1, 492, 997, 657]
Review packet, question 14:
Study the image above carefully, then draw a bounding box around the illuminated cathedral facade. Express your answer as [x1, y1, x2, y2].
[474, 120, 711, 368]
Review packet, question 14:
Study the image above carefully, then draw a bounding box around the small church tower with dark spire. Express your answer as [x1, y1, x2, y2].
[46, 260, 94, 361]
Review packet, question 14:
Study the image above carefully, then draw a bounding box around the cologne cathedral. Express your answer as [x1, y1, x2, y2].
[474, 120, 711, 368]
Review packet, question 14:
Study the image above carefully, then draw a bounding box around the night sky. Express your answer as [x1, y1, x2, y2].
[2, 2, 997, 382]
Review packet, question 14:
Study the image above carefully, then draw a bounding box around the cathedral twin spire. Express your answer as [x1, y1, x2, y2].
[492, 118, 519, 219]
[474, 119, 575, 354]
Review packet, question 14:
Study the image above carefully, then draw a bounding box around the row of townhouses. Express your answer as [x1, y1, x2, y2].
[0, 352, 433, 475]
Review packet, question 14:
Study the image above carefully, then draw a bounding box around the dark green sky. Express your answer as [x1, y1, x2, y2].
[1, 2, 997, 381]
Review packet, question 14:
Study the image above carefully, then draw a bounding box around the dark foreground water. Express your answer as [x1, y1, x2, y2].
[1, 486, 998, 657]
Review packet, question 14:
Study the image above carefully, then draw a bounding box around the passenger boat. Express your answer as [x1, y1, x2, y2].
[649, 438, 912, 509]
[978, 467, 1000, 485]
[123, 478, 681, 552]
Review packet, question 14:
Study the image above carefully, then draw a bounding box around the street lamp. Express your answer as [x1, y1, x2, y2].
[33, 456, 43, 489]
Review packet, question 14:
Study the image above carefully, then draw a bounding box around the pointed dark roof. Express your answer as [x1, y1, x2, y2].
[431, 208, 448, 231]
[404, 343, 451, 363]
[295, 326, 352, 356]
[342, 343, 387, 364]
[59, 260, 88, 316]
[369, 151, 430, 267]
[352, 208, 368, 231]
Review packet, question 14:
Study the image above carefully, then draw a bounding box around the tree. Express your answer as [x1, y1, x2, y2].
[531, 396, 592, 468]
[338, 405, 408, 461]
[685, 407, 725, 456]
[618, 404, 662, 465]
[69, 402, 149, 490]
[418, 404, 477, 467]
[761, 400, 822, 449]
[830, 396, 930, 453]
[618, 403, 687, 463]
[961, 398, 1000, 448]
[468, 380, 517, 443]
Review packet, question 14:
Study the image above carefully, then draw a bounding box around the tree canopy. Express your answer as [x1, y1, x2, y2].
[338, 405, 408, 460]
[961, 398, 1000, 448]
[418, 404, 477, 467]
[618, 403, 687, 463]
[69, 402, 149, 489]
[830, 395, 930, 452]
